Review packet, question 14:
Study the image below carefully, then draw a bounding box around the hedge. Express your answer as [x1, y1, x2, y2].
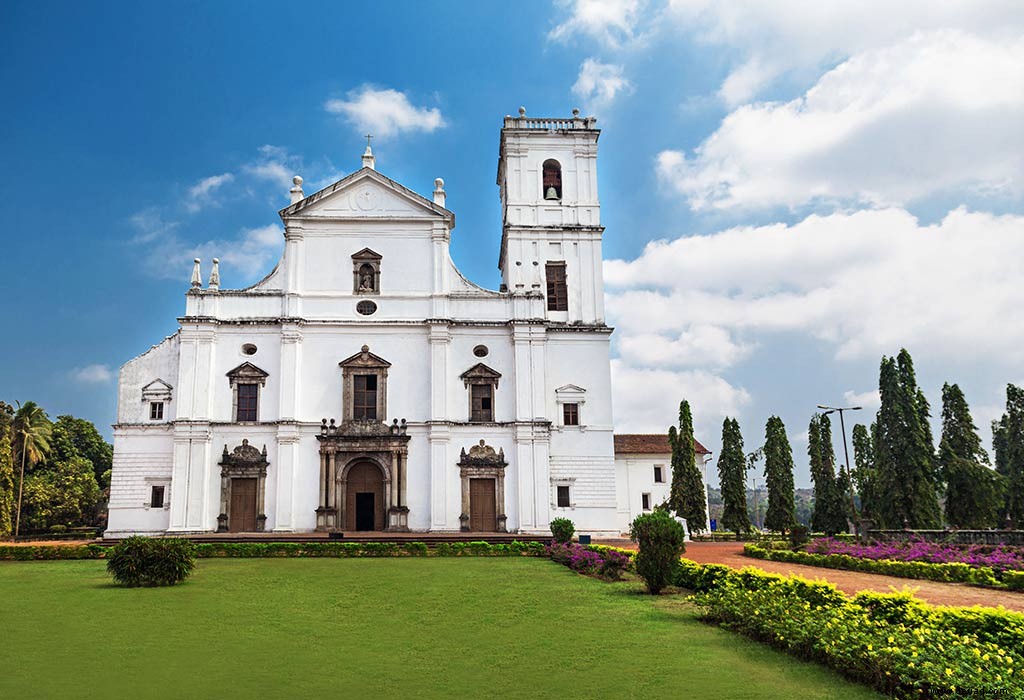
[0, 540, 548, 561]
[676, 558, 1024, 698]
[743, 543, 1024, 592]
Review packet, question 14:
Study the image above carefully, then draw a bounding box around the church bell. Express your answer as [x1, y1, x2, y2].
[545, 186, 560, 200]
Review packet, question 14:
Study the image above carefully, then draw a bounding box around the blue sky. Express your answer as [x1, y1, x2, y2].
[2, 1, 1022, 488]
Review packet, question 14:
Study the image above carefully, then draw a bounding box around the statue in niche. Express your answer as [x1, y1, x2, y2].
[359, 264, 375, 292]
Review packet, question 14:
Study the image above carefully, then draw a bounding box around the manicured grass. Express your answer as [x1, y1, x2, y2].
[0, 558, 882, 699]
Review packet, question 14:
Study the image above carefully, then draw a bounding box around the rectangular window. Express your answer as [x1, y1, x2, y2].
[353, 374, 378, 420]
[236, 383, 259, 422]
[557, 485, 570, 508]
[150, 485, 165, 509]
[471, 384, 493, 422]
[642, 493, 651, 511]
[654, 465, 664, 483]
[562, 402, 579, 426]
[546, 262, 568, 311]
[149, 402, 164, 420]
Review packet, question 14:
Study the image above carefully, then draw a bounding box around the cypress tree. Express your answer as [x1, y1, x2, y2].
[993, 384, 1024, 527]
[762, 416, 796, 534]
[668, 400, 707, 533]
[851, 423, 879, 521]
[938, 383, 1003, 529]
[717, 417, 750, 536]
[808, 414, 847, 535]
[873, 349, 941, 528]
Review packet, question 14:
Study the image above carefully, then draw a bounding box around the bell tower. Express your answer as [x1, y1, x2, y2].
[497, 107, 605, 324]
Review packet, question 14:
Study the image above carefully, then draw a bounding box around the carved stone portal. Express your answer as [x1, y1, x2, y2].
[217, 439, 268, 532]
[458, 440, 507, 532]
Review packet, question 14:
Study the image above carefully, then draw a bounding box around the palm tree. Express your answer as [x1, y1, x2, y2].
[12, 401, 51, 538]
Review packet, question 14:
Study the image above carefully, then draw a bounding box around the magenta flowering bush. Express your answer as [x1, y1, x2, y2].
[807, 537, 1024, 572]
[546, 541, 632, 580]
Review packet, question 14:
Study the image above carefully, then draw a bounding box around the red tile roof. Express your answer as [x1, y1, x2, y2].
[613, 433, 710, 455]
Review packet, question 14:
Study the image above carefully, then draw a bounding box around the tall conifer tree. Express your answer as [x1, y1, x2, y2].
[873, 349, 941, 528]
[939, 383, 1003, 528]
[808, 414, 847, 535]
[851, 423, 879, 520]
[717, 417, 750, 536]
[993, 384, 1024, 527]
[668, 400, 707, 532]
[762, 416, 796, 534]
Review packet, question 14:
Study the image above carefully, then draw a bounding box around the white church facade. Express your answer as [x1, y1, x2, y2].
[106, 110, 703, 538]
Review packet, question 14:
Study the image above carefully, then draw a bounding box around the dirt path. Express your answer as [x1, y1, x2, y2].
[674, 541, 1024, 611]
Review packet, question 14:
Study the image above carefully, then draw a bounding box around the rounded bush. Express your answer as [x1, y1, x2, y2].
[550, 517, 575, 544]
[630, 510, 687, 594]
[107, 536, 196, 587]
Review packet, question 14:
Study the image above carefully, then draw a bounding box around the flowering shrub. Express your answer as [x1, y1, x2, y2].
[808, 537, 1024, 571]
[546, 542, 633, 581]
[549, 518, 575, 544]
[685, 561, 1024, 698]
[745, 544, 1024, 591]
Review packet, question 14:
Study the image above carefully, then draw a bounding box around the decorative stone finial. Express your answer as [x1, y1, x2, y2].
[361, 344, 370, 353]
[518, 106, 526, 117]
[572, 108, 580, 117]
[190, 258, 202, 288]
[208, 258, 220, 290]
[433, 177, 446, 207]
[362, 134, 376, 170]
[290, 175, 304, 204]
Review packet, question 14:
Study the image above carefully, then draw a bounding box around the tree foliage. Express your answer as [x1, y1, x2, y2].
[851, 423, 879, 522]
[629, 509, 686, 594]
[937, 383, 1004, 529]
[993, 383, 1024, 527]
[808, 414, 848, 535]
[873, 349, 941, 528]
[53, 415, 113, 490]
[762, 415, 796, 534]
[717, 417, 750, 535]
[668, 400, 707, 532]
[11, 402, 52, 537]
[0, 419, 13, 540]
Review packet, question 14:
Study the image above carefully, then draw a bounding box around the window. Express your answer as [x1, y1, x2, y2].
[642, 493, 652, 511]
[353, 374, 378, 420]
[546, 262, 568, 311]
[471, 384, 493, 422]
[542, 159, 562, 200]
[150, 485, 165, 509]
[557, 485, 570, 508]
[149, 401, 164, 420]
[241, 343, 257, 355]
[654, 465, 664, 483]
[236, 383, 259, 422]
[563, 402, 579, 426]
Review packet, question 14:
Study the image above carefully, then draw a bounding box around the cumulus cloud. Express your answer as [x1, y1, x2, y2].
[243, 145, 301, 190]
[611, 359, 751, 434]
[325, 86, 445, 138]
[657, 31, 1024, 212]
[618, 324, 753, 370]
[572, 58, 634, 113]
[841, 389, 881, 412]
[71, 364, 114, 384]
[606, 207, 1024, 366]
[550, 0, 645, 48]
[184, 173, 234, 213]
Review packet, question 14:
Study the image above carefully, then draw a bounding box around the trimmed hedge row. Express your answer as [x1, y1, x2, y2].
[744, 543, 1024, 592]
[0, 540, 548, 561]
[676, 558, 1024, 698]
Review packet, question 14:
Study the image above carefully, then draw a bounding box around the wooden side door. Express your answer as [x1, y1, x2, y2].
[469, 478, 496, 532]
[230, 478, 257, 532]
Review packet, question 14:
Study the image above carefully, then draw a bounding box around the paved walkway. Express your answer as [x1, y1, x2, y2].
[677, 541, 1024, 611]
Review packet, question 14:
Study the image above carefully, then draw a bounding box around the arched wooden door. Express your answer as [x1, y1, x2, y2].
[345, 461, 385, 531]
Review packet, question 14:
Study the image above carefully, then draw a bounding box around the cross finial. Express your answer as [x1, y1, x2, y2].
[365, 134, 373, 147]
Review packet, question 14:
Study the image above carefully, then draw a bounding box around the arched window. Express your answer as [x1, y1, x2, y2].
[542, 159, 562, 201]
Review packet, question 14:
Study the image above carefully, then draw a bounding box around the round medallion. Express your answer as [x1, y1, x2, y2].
[473, 344, 489, 358]
[355, 188, 379, 211]
[357, 300, 378, 316]
[241, 343, 258, 355]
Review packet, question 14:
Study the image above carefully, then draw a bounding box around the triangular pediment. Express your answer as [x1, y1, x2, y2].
[279, 168, 454, 223]
[339, 345, 392, 369]
[226, 362, 269, 385]
[555, 384, 586, 394]
[351, 247, 382, 261]
[141, 378, 174, 393]
[460, 363, 502, 382]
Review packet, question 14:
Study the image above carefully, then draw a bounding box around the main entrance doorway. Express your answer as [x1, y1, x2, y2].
[229, 478, 257, 532]
[345, 461, 385, 531]
[469, 478, 497, 532]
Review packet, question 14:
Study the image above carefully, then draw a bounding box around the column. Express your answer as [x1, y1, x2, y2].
[273, 432, 298, 532]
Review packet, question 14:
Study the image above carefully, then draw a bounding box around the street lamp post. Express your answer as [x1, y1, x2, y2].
[702, 453, 713, 533]
[817, 404, 862, 537]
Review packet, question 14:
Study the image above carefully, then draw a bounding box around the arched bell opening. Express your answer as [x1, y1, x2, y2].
[542, 159, 562, 201]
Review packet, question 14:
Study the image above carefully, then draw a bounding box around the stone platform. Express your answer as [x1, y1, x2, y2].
[100, 531, 552, 545]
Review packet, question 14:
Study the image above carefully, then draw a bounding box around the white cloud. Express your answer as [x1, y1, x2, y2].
[666, 0, 1024, 104]
[605, 207, 1024, 365]
[243, 145, 301, 189]
[550, 0, 645, 48]
[325, 86, 445, 138]
[184, 173, 233, 213]
[572, 58, 634, 113]
[657, 30, 1024, 212]
[841, 389, 880, 412]
[618, 324, 752, 369]
[611, 359, 751, 434]
[71, 364, 114, 384]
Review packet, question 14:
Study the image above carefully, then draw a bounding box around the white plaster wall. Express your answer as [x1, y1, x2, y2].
[106, 428, 174, 536]
[117, 334, 180, 424]
[615, 453, 673, 530]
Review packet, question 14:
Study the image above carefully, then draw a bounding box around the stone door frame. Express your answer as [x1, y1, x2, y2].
[217, 439, 268, 532]
[338, 456, 391, 532]
[458, 440, 507, 533]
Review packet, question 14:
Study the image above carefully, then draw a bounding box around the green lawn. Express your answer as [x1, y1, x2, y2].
[0, 558, 882, 699]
